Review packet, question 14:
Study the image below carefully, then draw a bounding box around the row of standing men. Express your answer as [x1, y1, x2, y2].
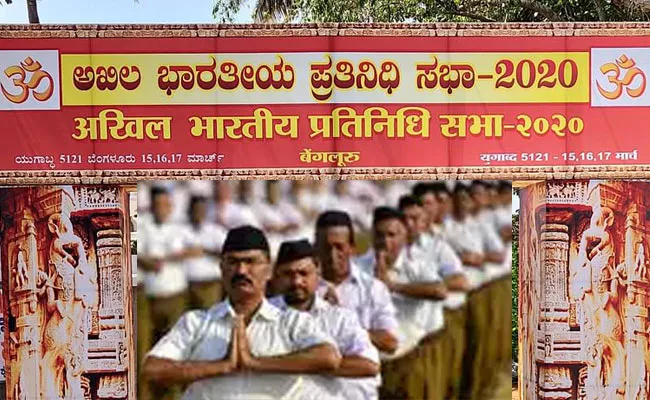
[136, 180, 513, 400]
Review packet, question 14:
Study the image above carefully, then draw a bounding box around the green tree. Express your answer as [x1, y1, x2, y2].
[214, 0, 650, 23]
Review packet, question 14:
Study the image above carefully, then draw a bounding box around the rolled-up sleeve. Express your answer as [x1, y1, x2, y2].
[481, 223, 505, 254]
[337, 310, 380, 364]
[434, 242, 465, 278]
[369, 280, 398, 333]
[168, 225, 187, 256]
[415, 260, 442, 283]
[146, 310, 205, 361]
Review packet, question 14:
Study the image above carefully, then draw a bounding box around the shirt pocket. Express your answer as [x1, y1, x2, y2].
[190, 334, 230, 361]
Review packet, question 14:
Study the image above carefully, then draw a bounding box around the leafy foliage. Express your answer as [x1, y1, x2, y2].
[214, 0, 650, 23]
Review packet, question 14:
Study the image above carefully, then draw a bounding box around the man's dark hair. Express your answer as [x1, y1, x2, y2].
[188, 195, 208, 213]
[276, 239, 318, 267]
[150, 186, 169, 203]
[454, 183, 471, 196]
[398, 195, 423, 211]
[470, 180, 492, 193]
[430, 182, 451, 197]
[373, 206, 406, 227]
[412, 182, 437, 201]
[498, 180, 512, 193]
[315, 210, 355, 245]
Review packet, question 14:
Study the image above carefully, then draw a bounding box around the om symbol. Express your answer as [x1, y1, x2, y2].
[596, 54, 647, 101]
[0, 57, 54, 104]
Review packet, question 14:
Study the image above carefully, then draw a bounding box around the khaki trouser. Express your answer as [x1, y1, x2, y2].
[461, 285, 490, 400]
[421, 330, 445, 400]
[483, 279, 501, 392]
[379, 345, 428, 400]
[188, 280, 223, 310]
[136, 285, 152, 400]
[499, 275, 513, 370]
[442, 306, 467, 400]
[147, 291, 189, 400]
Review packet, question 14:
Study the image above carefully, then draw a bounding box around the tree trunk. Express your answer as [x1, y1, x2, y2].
[26, 0, 39, 24]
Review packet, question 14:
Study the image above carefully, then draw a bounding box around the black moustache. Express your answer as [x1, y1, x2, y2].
[231, 275, 252, 285]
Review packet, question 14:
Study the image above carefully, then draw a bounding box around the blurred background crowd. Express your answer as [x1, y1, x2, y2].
[136, 179, 513, 400]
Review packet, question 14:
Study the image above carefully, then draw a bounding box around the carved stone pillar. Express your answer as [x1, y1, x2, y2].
[624, 203, 638, 279]
[94, 229, 128, 399]
[540, 224, 570, 314]
[96, 229, 124, 334]
[539, 223, 571, 363]
[537, 364, 572, 400]
[3, 186, 74, 400]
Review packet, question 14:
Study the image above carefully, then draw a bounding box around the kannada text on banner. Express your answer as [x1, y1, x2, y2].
[0, 33, 648, 171]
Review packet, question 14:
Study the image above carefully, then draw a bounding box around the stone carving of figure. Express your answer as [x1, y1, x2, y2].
[89, 189, 101, 204]
[635, 238, 649, 281]
[544, 335, 552, 357]
[118, 341, 127, 367]
[548, 184, 562, 199]
[36, 213, 98, 400]
[14, 246, 29, 289]
[573, 205, 626, 399]
[102, 188, 117, 204]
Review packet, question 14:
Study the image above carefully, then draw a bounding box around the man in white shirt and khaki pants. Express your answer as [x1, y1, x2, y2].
[359, 207, 449, 400]
[270, 239, 381, 400]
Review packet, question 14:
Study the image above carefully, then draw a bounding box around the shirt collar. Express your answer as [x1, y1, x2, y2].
[270, 293, 328, 314]
[310, 295, 329, 312]
[393, 246, 410, 269]
[211, 297, 281, 322]
[347, 260, 363, 284]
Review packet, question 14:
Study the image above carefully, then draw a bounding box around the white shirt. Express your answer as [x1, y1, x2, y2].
[300, 190, 331, 217]
[252, 201, 306, 259]
[316, 264, 398, 336]
[169, 183, 191, 225]
[137, 182, 152, 214]
[147, 299, 338, 400]
[325, 194, 372, 233]
[187, 180, 215, 197]
[420, 233, 467, 309]
[139, 215, 188, 297]
[494, 207, 514, 278]
[347, 181, 383, 205]
[180, 222, 227, 282]
[212, 201, 261, 229]
[270, 296, 381, 400]
[472, 214, 507, 283]
[355, 248, 442, 360]
[495, 206, 512, 231]
[443, 217, 487, 290]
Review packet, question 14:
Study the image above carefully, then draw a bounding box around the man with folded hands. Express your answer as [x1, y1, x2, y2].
[398, 194, 471, 400]
[445, 183, 506, 400]
[142, 226, 341, 400]
[270, 239, 381, 400]
[356, 206, 449, 400]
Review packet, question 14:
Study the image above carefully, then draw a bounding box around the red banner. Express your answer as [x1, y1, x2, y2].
[0, 31, 648, 171]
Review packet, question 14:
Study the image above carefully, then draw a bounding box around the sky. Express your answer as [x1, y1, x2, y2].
[0, 0, 254, 24]
[512, 192, 519, 214]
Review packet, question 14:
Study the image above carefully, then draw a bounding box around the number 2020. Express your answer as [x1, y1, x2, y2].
[495, 59, 578, 89]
